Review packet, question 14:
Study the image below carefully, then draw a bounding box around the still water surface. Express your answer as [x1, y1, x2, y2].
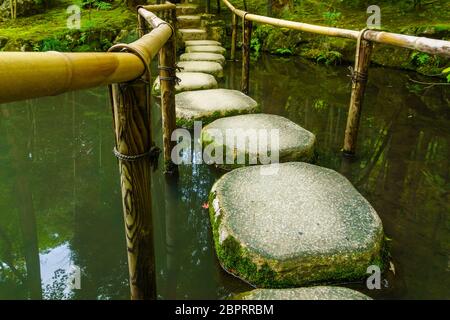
[0, 55, 449, 299]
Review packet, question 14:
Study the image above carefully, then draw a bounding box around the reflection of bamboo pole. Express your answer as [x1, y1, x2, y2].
[1, 107, 42, 300]
[230, 14, 237, 61]
[241, 17, 252, 94]
[159, 33, 178, 173]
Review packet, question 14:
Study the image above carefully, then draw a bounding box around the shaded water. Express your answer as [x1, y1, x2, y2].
[0, 54, 449, 299]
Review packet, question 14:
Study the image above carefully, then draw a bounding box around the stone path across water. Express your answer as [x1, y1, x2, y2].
[170, 0, 385, 300]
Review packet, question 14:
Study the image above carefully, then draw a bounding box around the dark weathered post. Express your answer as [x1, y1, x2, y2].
[230, 13, 237, 61]
[137, 13, 147, 37]
[267, 0, 272, 16]
[343, 30, 373, 155]
[241, 16, 253, 94]
[110, 77, 157, 300]
[217, 0, 221, 14]
[159, 32, 178, 173]
[206, 0, 211, 14]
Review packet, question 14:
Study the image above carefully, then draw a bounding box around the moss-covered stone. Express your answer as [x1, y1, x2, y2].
[175, 89, 260, 129]
[209, 162, 386, 288]
[201, 114, 316, 170]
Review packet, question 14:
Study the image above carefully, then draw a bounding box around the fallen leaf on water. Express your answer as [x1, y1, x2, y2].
[389, 261, 396, 275]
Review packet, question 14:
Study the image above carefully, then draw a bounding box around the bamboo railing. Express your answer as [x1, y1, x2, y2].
[0, 3, 178, 300]
[221, 0, 450, 154]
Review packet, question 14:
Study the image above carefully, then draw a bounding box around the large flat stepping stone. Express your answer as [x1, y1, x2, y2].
[178, 15, 201, 28]
[179, 28, 207, 42]
[185, 40, 222, 47]
[209, 162, 385, 287]
[180, 52, 226, 65]
[201, 114, 316, 169]
[177, 61, 223, 78]
[186, 45, 226, 54]
[153, 72, 218, 94]
[176, 89, 259, 128]
[176, 4, 199, 15]
[235, 287, 372, 300]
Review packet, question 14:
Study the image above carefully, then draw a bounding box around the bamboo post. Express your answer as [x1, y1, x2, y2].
[110, 78, 157, 300]
[241, 16, 253, 94]
[159, 34, 178, 174]
[230, 13, 237, 61]
[343, 30, 373, 155]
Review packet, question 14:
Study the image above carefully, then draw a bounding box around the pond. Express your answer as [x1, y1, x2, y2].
[0, 54, 449, 299]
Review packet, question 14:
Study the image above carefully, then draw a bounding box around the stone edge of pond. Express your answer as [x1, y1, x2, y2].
[208, 166, 389, 288]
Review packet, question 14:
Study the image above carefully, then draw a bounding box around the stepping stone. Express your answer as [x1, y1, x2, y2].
[177, 61, 224, 78]
[176, 4, 199, 15]
[180, 52, 226, 65]
[201, 114, 316, 169]
[177, 15, 201, 29]
[179, 28, 207, 42]
[152, 72, 218, 94]
[235, 287, 372, 300]
[209, 162, 385, 287]
[176, 89, 259, 128]
[185, 40, 222, 47]
[186, 45, 226, 54]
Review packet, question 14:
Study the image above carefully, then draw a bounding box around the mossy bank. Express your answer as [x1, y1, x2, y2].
[0, 0, 138, 52]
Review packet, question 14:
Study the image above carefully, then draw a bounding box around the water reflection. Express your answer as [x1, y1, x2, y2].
[0, 54, 449, 299]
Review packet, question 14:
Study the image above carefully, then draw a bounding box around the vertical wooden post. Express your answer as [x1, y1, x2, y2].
[241, 17, 253, 94]
[110, 78, 157, 300]
[343, 31, 373, 155]
[206, 0, 211, 14]
[267, 0, 272, 16]
[137, 13, 147, 37]
[230, 13, 237, 61]
[159, 33, 178, 174]
[217, 0, 221, 14]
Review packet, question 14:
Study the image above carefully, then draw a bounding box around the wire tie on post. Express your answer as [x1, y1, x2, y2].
[113, 146, 160, 162]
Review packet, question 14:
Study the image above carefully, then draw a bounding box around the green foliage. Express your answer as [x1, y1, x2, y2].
[322, 10, 341, 27]
[274, 47, 293, 56]
[38, 38, 70, 51]
[316, 50, 342, 66]
[82, 0, 113, 10]
[442, 67, 450, 83]
[313, 99, 328, 112]
[250, 38, 261, 55]
[410, 51, 431, 66]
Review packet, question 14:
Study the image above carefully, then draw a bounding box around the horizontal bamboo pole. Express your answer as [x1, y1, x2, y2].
[0, 8, 173, 104]
[221, 0, 450, 57]
[364, 30, 450, 57]
[222, 0, 359, 40]
[0, 52, 144, 104]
